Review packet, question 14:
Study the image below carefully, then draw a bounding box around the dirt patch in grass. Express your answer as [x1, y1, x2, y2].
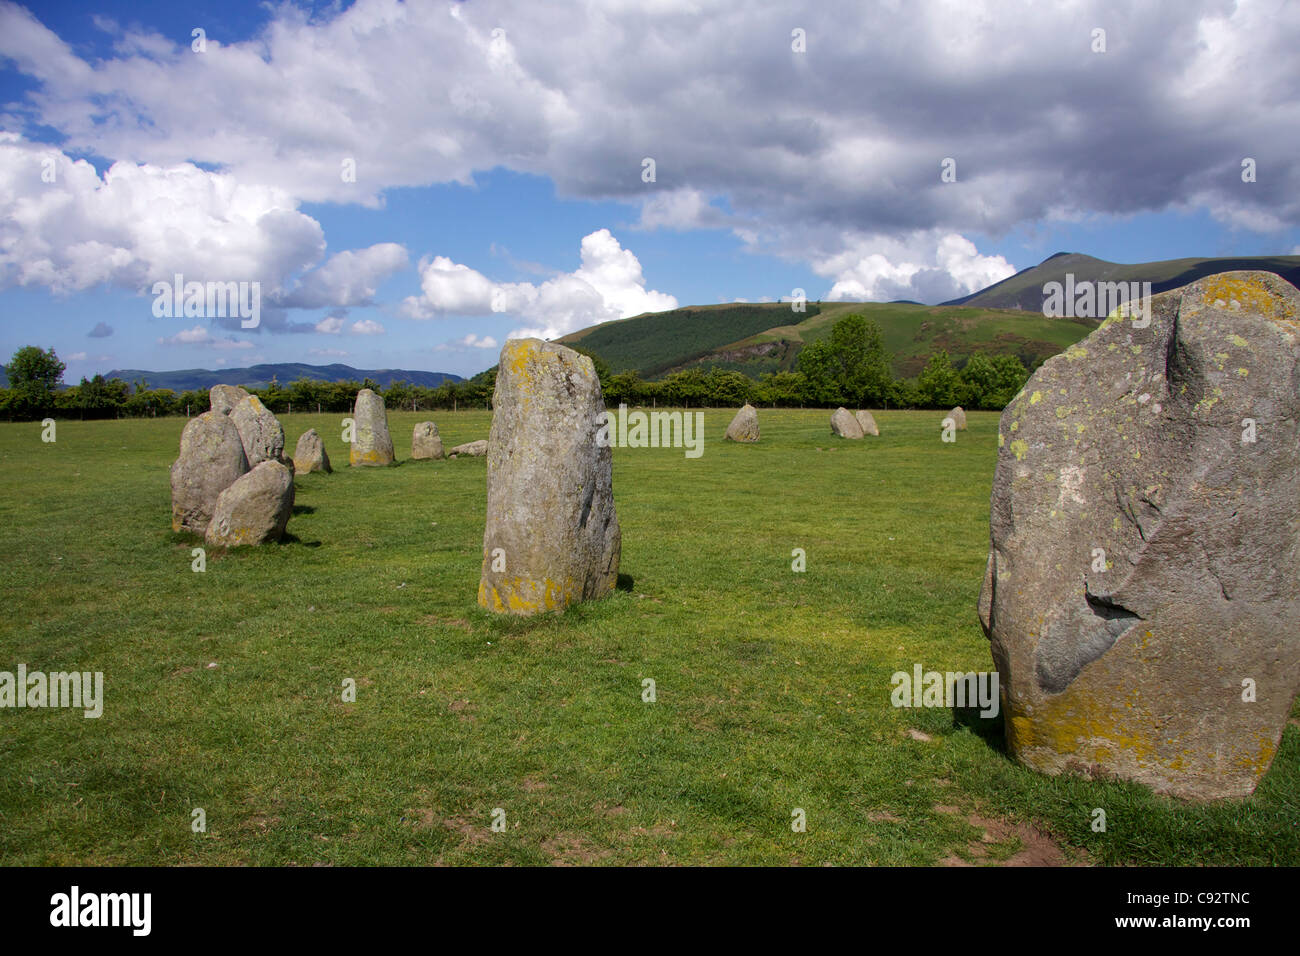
[935, 804, 1087, 867]
[542, 832, 610, 865]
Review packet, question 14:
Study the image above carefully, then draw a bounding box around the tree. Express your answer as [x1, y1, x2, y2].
[917, 351, 965, 408]
[827, 314, 893, 407]
[4, 346, 65, 418]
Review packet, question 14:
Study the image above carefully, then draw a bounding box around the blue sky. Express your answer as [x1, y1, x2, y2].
[1, 0, 1297, 381]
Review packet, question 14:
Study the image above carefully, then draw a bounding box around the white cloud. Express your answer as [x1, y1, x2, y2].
[815, 231, 1016, 303]
[157, 325, 255, 349]
[67, 351, 87, 361]
[315, 315, 345, 334]
[350, 319, 385, 335]
[281, 243, 409, 309]
[405, 229, 676, 339]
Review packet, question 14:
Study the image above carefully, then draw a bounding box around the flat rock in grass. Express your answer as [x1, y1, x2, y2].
[979, 270, 1300, 800]
[948, 406, 967, 430]
[855, 410, 880, 436]
[229, 394, 285, 466]
[209, 384, 250, 415]
[725, 404, 760, 442]
[411, 421, 445, 460]
[205, 460, 294, 547]
[830, 407, 865, 439]
[170, 411, 249, 533]
[448, 439, 487, 458]
[292, 428, 331, 473]
[349, 388, 394, 466]
[479, 338, 620, 615]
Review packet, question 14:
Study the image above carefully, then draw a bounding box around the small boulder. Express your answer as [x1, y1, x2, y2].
[229, 394, 285, 466]
[411, 421, 445, 460]
[448, 439, 487, 458]
[830, 407, 865, 439]
[205, 460, 294, 547]
[948, 406, 967, 430]
[170, 411, 249, 534]
[725, 404, 760, 442]
[350, 388, 394, 466]
[209, 384, 250, 416]
[292, 428, 331, 474]
[855, 410, 880, 436]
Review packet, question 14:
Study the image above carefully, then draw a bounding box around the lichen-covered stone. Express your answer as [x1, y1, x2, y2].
[229, 394, 285, 466]
[979, 271, 1300, 800]
[830, 407, 864, 439]
[349, 388, 394, 466]
[448, 440, 487, 458]
[292, 428, 331, 473]
[209, 384, 250, 416]
[170, 411, 249, 534]
[411, 421, 444, 460]
[948, 406, 967, 430]
[205, 460, 294, 547]
[855, 410, 880, 436]
[725, 404, 760, 442]
[478, 338, 620, 615]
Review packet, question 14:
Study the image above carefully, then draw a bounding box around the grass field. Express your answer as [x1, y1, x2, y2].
[1, 409, 1297, 866]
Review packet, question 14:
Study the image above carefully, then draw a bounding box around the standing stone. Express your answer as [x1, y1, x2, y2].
[292, 428, 331, 473]
[350, 388, 394, 466]
[229, 394, 285, 466]
[979, 271, 1300, 800]
[448, 440, 487, 458]
[479, 338, 620, 615]
[830, 407, 865, 439]
[725, 404, 760, 442]
[205, 460, 294, 547]
[210, 384, 250, 416]
[948, 406, 967, 430]
[855, 410, 880, 436]
[170, 411, 250, 534]
[411, 421, 445, 460]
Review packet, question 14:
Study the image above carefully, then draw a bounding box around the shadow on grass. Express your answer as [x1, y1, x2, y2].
[616, 573, 635, 592]
[292, 504, 316, 515]
[953, 704, 1007, 754]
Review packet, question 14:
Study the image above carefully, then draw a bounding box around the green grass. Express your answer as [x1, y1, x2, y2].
[1, 410, 1297, 865]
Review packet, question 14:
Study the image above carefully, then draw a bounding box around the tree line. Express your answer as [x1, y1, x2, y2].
[2, 316, 1031, 421]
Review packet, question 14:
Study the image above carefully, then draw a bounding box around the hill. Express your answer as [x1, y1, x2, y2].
[99, 363, 462, 392]
[943, 252, 1300, 311]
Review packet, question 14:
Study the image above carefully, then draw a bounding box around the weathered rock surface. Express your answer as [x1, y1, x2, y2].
[979, 271, 1300, 800]
[349, 388, 394, 466]
[170, 411, 249, 533]
[478, 338, 620, 615]
[209, 384, 250, 416]
[725, 404, 760, 442]
[229, 394, 285, 466]
[855, 410, 880, 436]
[205, 460, 294, 547]
[448, 439, 487, 458]
[948, 406, 968, 430]
[292, 428, 331, 473]
[831, 407, 865, 439]
[411, 421, 444, 460]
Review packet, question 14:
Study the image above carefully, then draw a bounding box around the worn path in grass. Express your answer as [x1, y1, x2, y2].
[1, 409, 1296, 865]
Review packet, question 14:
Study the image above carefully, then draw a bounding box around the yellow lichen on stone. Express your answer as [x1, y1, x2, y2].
[1010, 439, 1028, 461]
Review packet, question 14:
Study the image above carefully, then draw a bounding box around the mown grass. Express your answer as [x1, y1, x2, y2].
[1, 409, 1296, 865]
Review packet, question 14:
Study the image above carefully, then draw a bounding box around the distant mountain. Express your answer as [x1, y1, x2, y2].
[942, 253, 1300, 311]
[100, 363, 462, 392]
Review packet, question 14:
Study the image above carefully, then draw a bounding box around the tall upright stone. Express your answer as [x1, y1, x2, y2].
[210, 384, 250, 416]
[979, 271, 1300, 800]
[725, 404, 760, 442]
[478, 338, 620, 615]
[292, 428, 331, 473]
[830, 407, 865, 439]
[411, 421, 444, 460]
[170, 411, 249, 534]
[229, 394, 285, 466]
[349, 388, 394, 466]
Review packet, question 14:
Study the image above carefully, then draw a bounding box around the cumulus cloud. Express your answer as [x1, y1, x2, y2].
[280, 243, 409, 309]
[404, 229, 676, 339]
[817, 232, 1017, 303]
[350, 319, 385, 335]
[157, 326, 255, 349]
[436, 333, 499, 351]
[87, 322, 113, 338]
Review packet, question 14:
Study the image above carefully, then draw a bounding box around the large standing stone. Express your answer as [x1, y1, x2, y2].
[205, 460, 294, 547]
[170, 412, 250, 534]
[229, 394, 285, 466]
[411, 421, 445, 460]
[830, 407, 865, 439]
[478, 338, 620, 615]
[979, 271, 1300, 800]
[292, 428, 331, 473]
[947, 406, 967, 430]
[209, 384, 250, 415]
[725, 404, 760, 442]
[855, 410, 880, 436]
[350, 388, 394, 466]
